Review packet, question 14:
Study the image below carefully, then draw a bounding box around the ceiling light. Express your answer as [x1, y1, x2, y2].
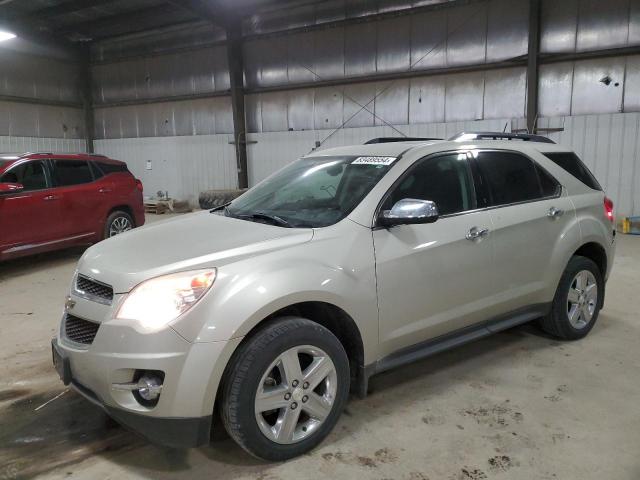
[0, 31, 16, 42]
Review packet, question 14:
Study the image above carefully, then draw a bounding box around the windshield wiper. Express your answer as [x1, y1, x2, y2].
[209, 202, 232, 213]
[217, 205, 293, 228]
[247, 212, 292, 228]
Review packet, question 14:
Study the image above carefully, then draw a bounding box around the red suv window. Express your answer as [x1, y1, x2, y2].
[0, 160, 49, 191]
[52, 160, 93, 186]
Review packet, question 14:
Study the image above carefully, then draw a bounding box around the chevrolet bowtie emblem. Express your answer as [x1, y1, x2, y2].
[64, 296, 76, 311]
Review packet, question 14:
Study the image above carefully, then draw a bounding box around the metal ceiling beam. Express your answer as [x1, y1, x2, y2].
[0, 19, 83, 58]
[166, 0, 229, 28]
[53, 5, 192, 36]
[92, 90, 230, 109]
[7, 0, 115, 21]
[242, 0, 484, 41]
[539, 45, 640, 64]
[0, 94, 83, 109]
[244, 58, 529, 95]
[526, 0, 541, 134]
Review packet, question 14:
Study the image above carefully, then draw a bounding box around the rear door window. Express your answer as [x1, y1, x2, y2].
[542, 152, 602, 190]
[474, 151, 558, 207]
[52, 160, 94, 186]
[536, 163, 561, 197]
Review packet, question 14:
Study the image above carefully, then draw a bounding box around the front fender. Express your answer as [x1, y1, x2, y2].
[170, 221, 380, 363]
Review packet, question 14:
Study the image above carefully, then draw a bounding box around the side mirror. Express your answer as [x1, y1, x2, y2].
[0, 182, 24, 195]
[379, 198, 439, 227]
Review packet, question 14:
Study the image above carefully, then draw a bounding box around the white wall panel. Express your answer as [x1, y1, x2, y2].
[94, 113, 640, 217]
[94, 134, 236, 206]
[545, 112, 640, 217]
[246, 118, 511, 186]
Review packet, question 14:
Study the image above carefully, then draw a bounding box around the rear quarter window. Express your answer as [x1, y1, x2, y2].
[96, 162, 129, 175]
[543, 152, 602, 191]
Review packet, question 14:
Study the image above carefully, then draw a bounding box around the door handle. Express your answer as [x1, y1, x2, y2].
[98, 188, 112, 194]
[547, 206, 564, 218]
[43, 195, 60, 201]
[466, 226, 490, 241]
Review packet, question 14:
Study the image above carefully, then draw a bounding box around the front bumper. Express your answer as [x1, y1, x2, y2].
[52, 337, 212, 448]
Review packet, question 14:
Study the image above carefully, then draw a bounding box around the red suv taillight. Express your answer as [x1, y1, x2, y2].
[604, 196, 614, 222]
[135, 179, 143, 192]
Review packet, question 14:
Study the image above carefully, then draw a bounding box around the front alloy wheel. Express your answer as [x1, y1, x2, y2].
[255, 345, 337, 444]
[221, 317, 349, 461]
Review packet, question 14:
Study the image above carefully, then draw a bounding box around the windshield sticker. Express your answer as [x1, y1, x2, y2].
[351, 156, 396, 166]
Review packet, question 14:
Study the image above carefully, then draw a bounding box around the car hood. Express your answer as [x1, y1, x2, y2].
[77, 211, 313, 293]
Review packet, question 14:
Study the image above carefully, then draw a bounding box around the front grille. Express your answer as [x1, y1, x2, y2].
[75, 274, 113, 304]
[64, 314, 100, 345]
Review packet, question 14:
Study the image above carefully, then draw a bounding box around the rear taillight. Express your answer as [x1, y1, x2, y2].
[135, 179, 143, 192]
[604, 196, 614, 222]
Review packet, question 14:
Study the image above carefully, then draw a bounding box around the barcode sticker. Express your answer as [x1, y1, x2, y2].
[351, 156, 396, 166]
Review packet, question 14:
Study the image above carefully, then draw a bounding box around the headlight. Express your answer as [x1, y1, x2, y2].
[116, 269, 216, 331]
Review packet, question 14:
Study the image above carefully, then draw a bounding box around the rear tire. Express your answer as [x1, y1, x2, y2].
[540, 255, 604, 340]
[220, 317, 350, 461]
[104, 210, 134, 239]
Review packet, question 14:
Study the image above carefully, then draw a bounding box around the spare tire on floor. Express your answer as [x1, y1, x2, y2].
[199, 188, 247, 210]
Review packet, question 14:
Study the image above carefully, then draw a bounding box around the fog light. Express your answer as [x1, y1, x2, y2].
[137, 374, 163, 401]
[112, 370, 164, 407]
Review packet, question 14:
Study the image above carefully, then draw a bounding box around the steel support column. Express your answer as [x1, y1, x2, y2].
[81, 49, 95, 153]
[526, 0, 541, 134]
[227, 20, 249, 189]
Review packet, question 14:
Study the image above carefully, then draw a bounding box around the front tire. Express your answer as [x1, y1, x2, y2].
[540, 255, 604, 340]
[104, 210, 134, 239]
[220, 317, 350, 461]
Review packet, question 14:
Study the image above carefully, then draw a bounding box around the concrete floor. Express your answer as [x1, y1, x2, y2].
[1, 214, 639, 480]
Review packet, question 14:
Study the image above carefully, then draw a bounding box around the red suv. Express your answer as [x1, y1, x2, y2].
[0, 152, 144, 261]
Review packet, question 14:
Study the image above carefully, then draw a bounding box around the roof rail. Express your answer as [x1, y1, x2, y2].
[365, 137, 441, 144]
[449, 131, 555, 144]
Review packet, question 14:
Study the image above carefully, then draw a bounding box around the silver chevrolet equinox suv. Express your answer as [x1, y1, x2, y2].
[52, 132, 616, 460]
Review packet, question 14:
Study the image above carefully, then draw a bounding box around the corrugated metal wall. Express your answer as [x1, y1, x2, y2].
[243, 0, 529, 89]
[0, 101, 85, 139]
[93, 96, 233, 139]
[92, 45, 230, 105]
[0, 39, 85, 141]
[94, 134, 237, 204]
[0, 49, 81, 104]
[4, 0, 639, 216]
[0, 136, 86, 153]
[246, 67, 526, 132]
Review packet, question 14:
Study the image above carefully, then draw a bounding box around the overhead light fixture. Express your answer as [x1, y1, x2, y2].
[0, 31, 16, 42]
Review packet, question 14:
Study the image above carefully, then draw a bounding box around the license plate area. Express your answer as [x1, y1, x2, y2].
[52, 339, 71, 385]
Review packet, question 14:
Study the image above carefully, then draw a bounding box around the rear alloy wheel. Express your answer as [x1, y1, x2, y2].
[221, 317, 349, 461]
[540, 255, 604, 340]
[566, 270, 598, 330]
[104, 211, 134, 239]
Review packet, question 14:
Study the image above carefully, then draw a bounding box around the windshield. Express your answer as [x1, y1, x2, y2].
[226, 155, 397, 228]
